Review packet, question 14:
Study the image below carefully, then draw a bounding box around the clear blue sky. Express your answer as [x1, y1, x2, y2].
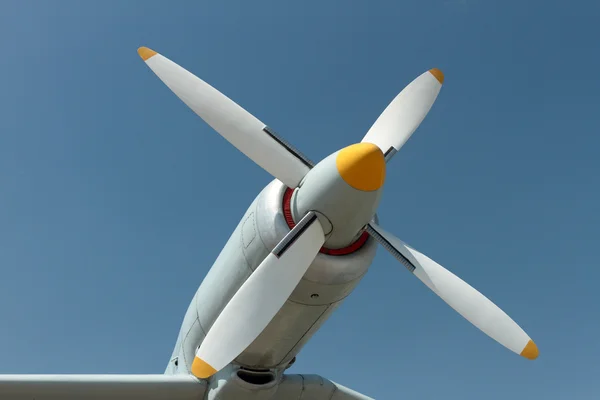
[0, 1, 597, 399]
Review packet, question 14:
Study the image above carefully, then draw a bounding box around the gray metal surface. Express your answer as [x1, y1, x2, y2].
[273, 374, 374, 399]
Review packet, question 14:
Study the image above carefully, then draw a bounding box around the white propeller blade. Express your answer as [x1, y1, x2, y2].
[191, 212, 325, 378]
[138, 47, 312, 188]
[361, 69, 444, 160]
[367, 223, 539, 360]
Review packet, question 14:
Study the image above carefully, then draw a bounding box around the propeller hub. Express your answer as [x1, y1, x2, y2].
[291, 146, 383, 249]
[335, 143, 386, 192]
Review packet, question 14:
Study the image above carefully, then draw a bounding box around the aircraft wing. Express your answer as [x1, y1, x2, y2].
[0, 374, 207, 400]
[273, 374, 374, 400]
[0, 373, 372, 399]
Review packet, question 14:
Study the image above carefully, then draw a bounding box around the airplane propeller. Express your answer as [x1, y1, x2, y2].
[366, 224, 539, 360]
[192, 212, 325, 378]
[360, 68, 444, 161]
[137, 47, 311, 189]
[138, 47, 538, 379]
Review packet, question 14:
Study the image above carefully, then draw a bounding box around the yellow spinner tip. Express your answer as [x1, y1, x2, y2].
[335, 143, 386, 191]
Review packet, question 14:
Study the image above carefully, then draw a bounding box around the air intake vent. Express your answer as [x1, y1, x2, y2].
[236, 369, 276, 386]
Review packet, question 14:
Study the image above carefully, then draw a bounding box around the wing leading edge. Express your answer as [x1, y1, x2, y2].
[0, 373, 371, 399]
[0, 374, 207, 400]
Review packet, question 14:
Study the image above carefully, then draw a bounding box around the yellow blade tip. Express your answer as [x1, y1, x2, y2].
[191, 356, 217, 379]
[429, 68, 444, 84]
[520, 339, 539, 360]
[137, 47, 157, 61]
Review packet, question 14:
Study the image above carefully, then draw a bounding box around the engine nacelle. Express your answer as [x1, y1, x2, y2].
[168, 179, 378, 375]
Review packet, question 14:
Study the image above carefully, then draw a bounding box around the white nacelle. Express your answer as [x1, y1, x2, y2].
[167, 179, 378, 377]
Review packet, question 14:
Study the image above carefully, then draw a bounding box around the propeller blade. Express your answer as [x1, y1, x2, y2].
[361, 69, 444, 161]
[367, 223, 539, 360]
[191, 212, 325, 378]
[137, 47, 312, 188]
